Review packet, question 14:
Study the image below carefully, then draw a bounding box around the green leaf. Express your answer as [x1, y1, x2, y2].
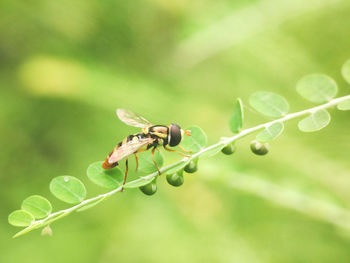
[229, 98, 244, 133]
[137, 150, 164, 174]
[256, 122, 284, 142]
[87, 161, 123, 189]
[337, 98, 350, 111]
[342, 59, 350, 84]
[249, 92, 289, 118]
[21, 195, 52, 219]
[296, 74, 337, 103]
[124, 176, 155, 189]
[181, 126, 207, 153]
[8, 210, 35, 227]
[298, 110, 331, 132]
[50, 176, 87, 204]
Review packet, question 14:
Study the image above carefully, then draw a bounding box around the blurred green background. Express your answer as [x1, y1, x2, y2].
[2, 0, 350, 262]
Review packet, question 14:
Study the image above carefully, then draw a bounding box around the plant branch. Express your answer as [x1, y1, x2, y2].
[13, 94, 350, 238]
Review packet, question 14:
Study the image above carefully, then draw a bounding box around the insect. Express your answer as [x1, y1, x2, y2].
[102, 109, 192, 186]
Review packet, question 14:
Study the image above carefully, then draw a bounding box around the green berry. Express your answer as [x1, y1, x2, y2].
[166, 170, 184, 187]
[250, 140, 269, 155]
[184, 159, 198, 173]
[221, 144, 236, 155]
[139, 181, 157, 195]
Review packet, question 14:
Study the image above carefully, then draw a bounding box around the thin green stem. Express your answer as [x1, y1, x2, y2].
[12, 94, 350, 238]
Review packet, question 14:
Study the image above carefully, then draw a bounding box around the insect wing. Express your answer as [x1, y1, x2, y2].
[116, 109, 153, 128]
[108, 137, 154, 164]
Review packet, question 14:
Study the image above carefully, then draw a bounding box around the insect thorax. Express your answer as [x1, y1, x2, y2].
[146, 125, 169, 146]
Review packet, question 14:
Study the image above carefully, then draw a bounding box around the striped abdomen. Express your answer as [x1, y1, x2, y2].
[102, 141, 122, 169]
[102, 133, 149, 169]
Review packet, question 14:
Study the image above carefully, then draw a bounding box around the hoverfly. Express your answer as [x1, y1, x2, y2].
[102, 109, 191, 186]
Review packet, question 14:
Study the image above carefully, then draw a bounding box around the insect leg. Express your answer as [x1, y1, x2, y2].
[163, 146, 191, 157]
[151, 147, 161, 175]
[163, 146, 176, 152]
[134, 148, 148, 171]
[134, 153, 139, 171]
[121, 157, 129, 192]
[178, 145, 192, 153]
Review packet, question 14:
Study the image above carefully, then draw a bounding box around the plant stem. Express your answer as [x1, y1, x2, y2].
[13, 94, 350, 238]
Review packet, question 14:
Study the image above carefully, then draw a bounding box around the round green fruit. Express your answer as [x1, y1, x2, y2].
[184, 160, 198, 173]
[250, 140, 269, 156]
[221, 144, 236, 155]
[139, 181, 157, 195]
[166, 170, 184, 187]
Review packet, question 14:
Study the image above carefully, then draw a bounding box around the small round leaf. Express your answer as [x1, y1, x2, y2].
[8, 210, 35, 227]
[229, 98, 244, 133]
[21, 195, 52, 219]
[249, 92, 289, 118]
[181, 126, 207, 153]
[256, 122, 284, 142]
[342, 59, 350, 84]
[337, 98, 350, 111]
[298, 110, 331, 132]
[296, 74, 337, 103]
[87, 161, 123, 189]
[137, 150, 164, 174]
[50, 176, 87, 204]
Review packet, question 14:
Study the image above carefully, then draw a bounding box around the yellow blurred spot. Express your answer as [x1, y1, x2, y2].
[18, 56, 86, 97]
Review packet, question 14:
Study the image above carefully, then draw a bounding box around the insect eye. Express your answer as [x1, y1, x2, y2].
[169, 124, 182, 147]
